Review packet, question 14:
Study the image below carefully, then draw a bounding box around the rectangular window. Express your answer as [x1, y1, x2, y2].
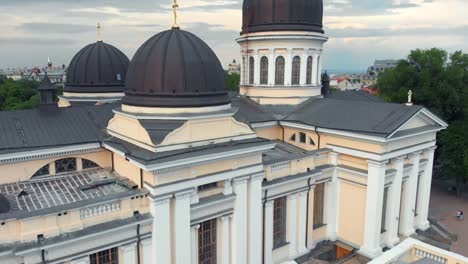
[313, 183, 325, 228]
[198, 219, 217, 264]
[299, 132, 306, 143]
[90, 247, 118, 264]
[198, 182, 218, 192]
[273, 196, 287, 248]
[381, 187, 389, 233]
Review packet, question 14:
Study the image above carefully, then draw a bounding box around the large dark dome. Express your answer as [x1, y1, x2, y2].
[241, 0, 324, 34]
[65, 41, 130, 93]
[123, 29, 230, 108]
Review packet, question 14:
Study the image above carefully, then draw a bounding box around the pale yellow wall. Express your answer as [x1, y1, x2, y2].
[265, 156, 316, 181]
[338, 181, 367, 246]
[107, 114, 154, 147]
[320, 133, 382, 153]
[283, 127, 319, 151]
[255, 126, 282, 141]
[113, 154, 142, 187]
[0, 150, 111, 184]
[339, 154, 368, 171]
[0, 197, 149, 243]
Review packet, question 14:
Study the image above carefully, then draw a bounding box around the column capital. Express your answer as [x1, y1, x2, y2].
[175, 188, 193, 199]
[149, 194, 172, 205]
[141, 238, 152, 246]
[221, 215, 232, 222]
[298, 190, 309, 197]
[233, 175, 250, 185]
[122, 242, 137, 252]
[251, 173, 264, 181]
[288, 193, 297, 200]
[408, 151, 423, 158]
[191, 224, 200, 230]
[368, 159, 389, 167]
[265, 200, 274, 207]
[426, 146, 437, 152]
[392, 156, 406, 163]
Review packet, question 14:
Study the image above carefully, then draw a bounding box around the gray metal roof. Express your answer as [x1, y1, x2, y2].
[139, 119, 186, 145]
[284, 98, 423, 137]
[324, 90, 383, 103]
[0, 168, 140, 220]
[262, 141, 329, 165]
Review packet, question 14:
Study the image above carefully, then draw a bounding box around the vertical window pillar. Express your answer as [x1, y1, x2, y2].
[264, 200, 274, 264]
[287, 193, 298, 257]
[174, 190, 192, 264]
[300, 53, 308, 85]
[248, 174, 263, 264]
[70, 257, 89, 264]
[191, 224, 200, 264]
[268, 52, 275, 85]
[122, 242, 137, 264]
[221, 216, 231, 264]
[150, 195, 172, 264]
[231, 176, 249, 264]
[254, 53, 260, 85]
[317, 54, 322, 84]
[285, 50, 293, 86]
[326, 152, 340, 241]
[385, 156, 405, 247]
[359, 160, 388, 259]
[415, 147, 436, 230]
[141, 239, 152, 264]
[297, 191, 308, 255]
[312, 54, 319, 85]
[400, 152, 421, 236]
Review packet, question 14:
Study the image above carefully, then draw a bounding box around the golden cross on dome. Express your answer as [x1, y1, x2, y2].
[172, 0, 180, 29]
[97, 23, 102, 41]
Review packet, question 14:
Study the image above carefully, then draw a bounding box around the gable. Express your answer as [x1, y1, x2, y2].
[387, 108, 448, 139]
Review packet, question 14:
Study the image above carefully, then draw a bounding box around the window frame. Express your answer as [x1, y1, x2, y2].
[90, 247, 119, 264]
[313, 183, 325, 229]
[299, 132, 306, 144]
[275, 56, 285, 85]
[249, 57, 255, 85]
[198, 218, 217, 264]
[260, 56, 269, 85]
[291, 56, 301, 85]
[273, 196, 288, 248]
[306, 56, 313, 84]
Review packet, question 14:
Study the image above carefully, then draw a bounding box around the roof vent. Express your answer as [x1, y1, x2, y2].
[0, 194, 11, 214]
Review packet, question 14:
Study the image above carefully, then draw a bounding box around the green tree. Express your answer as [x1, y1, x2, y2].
[377, 48, 468, 196]
[225, 73, 240, 92]
[0, 78, 39, 110]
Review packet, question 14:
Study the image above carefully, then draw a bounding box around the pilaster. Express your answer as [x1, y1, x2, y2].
[400, 152, 421, 236]
[254, 52, 260, 85]
[312, 54, 319, 85]
[231, 176, 248, 264]
[191, 224, 200, 264]
[297, 191, 309, 255]
[300, 52, 308, 85]
[141, 239, 152, 264]
[174, 190, 192, 264]
[268, 52, 275, 86]
[122, 242, 137, 264]
[150, 195, 172, 264]
[415, 147, 436, 230]
[287, 193, 298, 257]
[359, 160, 387, 259]
[327, 152, 340, 241]
[248, 174, 263, 264]
[264, 200, 274, 264]
[285, 49, 293, 86]
[221, 216, 231, 264]
[385, 156, 405, 247]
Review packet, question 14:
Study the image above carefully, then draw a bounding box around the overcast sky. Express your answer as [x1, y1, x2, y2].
[0, 0, 467, 71]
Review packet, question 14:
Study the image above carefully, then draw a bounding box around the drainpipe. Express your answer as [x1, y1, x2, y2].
[136, 224, 141, 264]
[305, 178, 312, 250]
[279, 122, 285, 141]
[314, 126, 321, 149]
[41, 249, 46, 264]
[262, 189, 268, 264]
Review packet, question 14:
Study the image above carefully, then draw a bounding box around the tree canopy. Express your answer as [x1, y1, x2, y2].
[0, 78, 39, 110]
[225, 72, 240, 92]
[377, 48, 468, 195]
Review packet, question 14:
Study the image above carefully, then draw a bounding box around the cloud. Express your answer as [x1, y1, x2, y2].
[17, 23, 94, 34]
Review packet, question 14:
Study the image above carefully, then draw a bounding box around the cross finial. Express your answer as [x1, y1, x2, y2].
[406, 90, 413, 106]
[172, 0, 180, 29]
[97, 23, 102, 42]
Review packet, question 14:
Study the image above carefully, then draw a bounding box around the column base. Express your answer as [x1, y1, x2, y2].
[358, 246, 382, 259]
[400, 228, 416, 237]
[416, 221, 430, 231]
[384, 237, 400, 248]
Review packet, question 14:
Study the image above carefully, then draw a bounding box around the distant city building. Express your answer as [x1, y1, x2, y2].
[0, 68, 24, 80]
[227, 59, 240, 74]
[367, 59, 399, 77]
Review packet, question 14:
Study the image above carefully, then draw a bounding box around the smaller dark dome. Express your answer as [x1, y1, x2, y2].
[242, 0, 324, 35]
[0, 194, 10, 214]
[65, 41, 130, 93]
[123, 29, 230, 108]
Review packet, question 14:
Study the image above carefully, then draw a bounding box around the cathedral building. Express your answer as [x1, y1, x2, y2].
[0, 0, 453, 264]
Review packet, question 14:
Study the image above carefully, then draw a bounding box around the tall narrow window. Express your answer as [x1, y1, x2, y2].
[249, 57, 255, 85]
[291, 56, 301, 85]
[260, 56, 269, 85]
[306, 56, 313, 84]
[381, 187, 389, 233]
[273, 196, 287, 248]
[90, 247, 118, 264]
[199, 219, 217, 264]
[275, 56, 285, 85]
[313, 183, 325, 228]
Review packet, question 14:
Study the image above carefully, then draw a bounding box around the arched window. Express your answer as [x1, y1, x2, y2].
[306, 56, 313, 84]
[32, 164, 50, 177]
[275, 56, 285, 85]
[249, 57, 255, 84]
[55, 158, 77, 174]
[260, 56, 269, 85]
[82, 159, 99, 169]
[291, 56, 301, 85]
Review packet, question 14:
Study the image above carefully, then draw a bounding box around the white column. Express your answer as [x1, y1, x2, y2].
[317, 54, 322, 84]
[175, 191, 192, 264]
[327, 152, 340, 241]
[122, 243, 137, 264]
[191, 225, 200, 264]
[285, 50, 293, 86]
[70, 257, 90, 264]
[240, 55, 245, 85]
[400, 152, 421, 236]
[248, 174, 263, 264]
[141, 239, 152, 264]
[221, 216, 231, 264]
[297, 191, 308, 255]
[415, 147, 436, 230]
[150, 195, 172, 264]
[191, 224, 200, 264]
[268, 52, 275, 86]
[264, 200, 274, 264]
[231, 176, 248, 264]
[254, 53, 260, 85]
[385, 157, 405, 247]
[311, 54, 319, 85]
[287, 193, 298, 257]
[359, 160, 387, 259]
[299, 52, 308, 85]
